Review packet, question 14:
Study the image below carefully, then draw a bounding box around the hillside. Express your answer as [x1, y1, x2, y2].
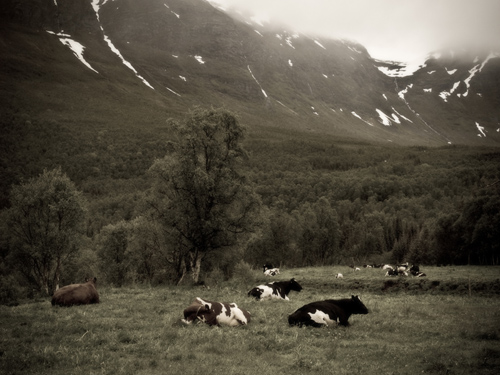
[1, 0, 499, 150]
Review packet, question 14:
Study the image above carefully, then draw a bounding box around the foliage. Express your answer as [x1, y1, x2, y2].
[4, 168, 86, 295]
[146, 108, 261, 284]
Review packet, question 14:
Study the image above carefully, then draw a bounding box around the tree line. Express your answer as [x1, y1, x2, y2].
[1, 108, 499, 303]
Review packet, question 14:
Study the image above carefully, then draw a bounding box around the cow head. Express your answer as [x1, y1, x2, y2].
[290, 278, 303, 292]
[182, 300, 212, 324]
[351, 295, 369, 314]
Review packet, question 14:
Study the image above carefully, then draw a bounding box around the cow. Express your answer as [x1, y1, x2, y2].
[382, 264, 393, 270]
[264, 268, 280, 276]
[410, 264, 420, 276]
[248, 278, 303, 301]
[385, 268, 398, 277]
[182, 297, 251, 327]
[335, 273, 343, 279]
[263, 263, 274, 272]
[288, 295, 369, 327]
[51, 277, 99, 307]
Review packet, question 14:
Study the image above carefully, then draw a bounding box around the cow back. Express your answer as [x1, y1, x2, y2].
[51, 278, 99, 307]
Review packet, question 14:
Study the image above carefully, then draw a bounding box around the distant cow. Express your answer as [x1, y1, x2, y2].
[264, 268, 280, 276]
[288, 295, 369, 327]
[182, 297, 251, 327]
[382, 264, 393, 270]
[263, 263, 274, 272]
[248, 278, 303, 301]
[335, 273, 343, 279]
[385, 268, 398, 277]
[51, 277, 99, 307]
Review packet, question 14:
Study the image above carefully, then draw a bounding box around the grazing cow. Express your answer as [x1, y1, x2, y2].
[248, 278, 303, 301]
[288, 295, 369, 327]
[382, 264, 393, 270]
[51, 277, 99, 307]
[182, 297, 251, 327]
[335, 273, 343, 279]
[264, 268, 280, 276]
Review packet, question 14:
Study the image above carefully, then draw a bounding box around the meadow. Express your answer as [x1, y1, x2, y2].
[1, 266, 499, 375]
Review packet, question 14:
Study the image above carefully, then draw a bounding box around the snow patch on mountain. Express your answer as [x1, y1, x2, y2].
[91, 0, 154, 89]
[46, 31, 98, 73]
[247, 65, 267, 98]
[194, 55, 206, 64]
[351, 111, 373, 126]
[376, 55, 427, 77]
[476, 122, 486, 137]
[314, 40, 326, 50]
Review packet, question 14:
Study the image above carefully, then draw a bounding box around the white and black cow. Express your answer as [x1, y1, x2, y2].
[248, 278, 303, 301]
[263, 263, 274, 272]
[182, 297, 251, 327]
[288, 295, 369, 327]
[264, 268, 280, 276]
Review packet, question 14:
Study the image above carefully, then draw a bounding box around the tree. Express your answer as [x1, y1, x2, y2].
[96, 221, 129, 286]
[147, 108, 260, 284]
[6, 168, 86, 295]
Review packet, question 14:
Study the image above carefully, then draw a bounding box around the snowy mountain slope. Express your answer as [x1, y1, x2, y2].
[1, 0, 499, 146]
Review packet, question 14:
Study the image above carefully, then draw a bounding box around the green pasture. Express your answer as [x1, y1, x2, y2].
[1, 266, 499, 375]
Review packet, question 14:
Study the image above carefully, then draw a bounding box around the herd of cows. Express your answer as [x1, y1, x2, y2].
[51, 262, 424, 328]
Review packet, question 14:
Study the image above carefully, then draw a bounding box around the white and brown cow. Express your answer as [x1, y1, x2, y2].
[182, 297, 251, 327]
[248, 278, 303, 301]
[51, 277, 100, 307]
[288, 295, 369, 327]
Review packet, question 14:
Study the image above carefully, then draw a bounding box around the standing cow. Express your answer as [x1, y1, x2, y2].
[51, 277, 99, 307]
[248, 278, 303, 301]
[182, 297, 251, 327]
[288, 295, 369, 327]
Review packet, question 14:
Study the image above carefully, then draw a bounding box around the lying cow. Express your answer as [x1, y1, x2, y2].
[248, 278, 303, 301]
[264, 268, 280, 276]
[51, 277, 99, 307]
[288, 295, 369, 327]
[263, 263, 274, 272]
[182, 297, 251, 327]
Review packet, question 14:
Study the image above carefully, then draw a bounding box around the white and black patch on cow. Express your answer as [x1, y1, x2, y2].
[182, 297, 251, 327]
[248, 278, 303, 301]
[264, 268, 280, 276]
[288, 295, 369, 327]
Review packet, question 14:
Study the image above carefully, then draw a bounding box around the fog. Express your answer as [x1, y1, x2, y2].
[208, 0, 500, 62]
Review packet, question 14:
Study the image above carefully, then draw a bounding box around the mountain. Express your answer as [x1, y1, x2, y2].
[1, 0, 500, 147]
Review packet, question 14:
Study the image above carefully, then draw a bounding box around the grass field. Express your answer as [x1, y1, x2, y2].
[1, 266, 499, 375]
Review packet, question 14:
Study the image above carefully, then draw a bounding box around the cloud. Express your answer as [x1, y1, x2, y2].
[209, 0, 500, 62]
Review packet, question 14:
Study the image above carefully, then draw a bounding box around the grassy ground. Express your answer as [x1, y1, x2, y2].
[1, 266, 499, 375]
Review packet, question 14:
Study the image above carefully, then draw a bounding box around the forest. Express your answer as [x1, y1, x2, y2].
[1, 108, 499, 303]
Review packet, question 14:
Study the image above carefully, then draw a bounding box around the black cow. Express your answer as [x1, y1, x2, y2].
[248, 278, 303, 301]
[288, 295, 369, 327]
[182, 297, 251, 327]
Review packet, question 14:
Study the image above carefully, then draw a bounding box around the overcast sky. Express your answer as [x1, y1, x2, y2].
[208, 0, 500, 62]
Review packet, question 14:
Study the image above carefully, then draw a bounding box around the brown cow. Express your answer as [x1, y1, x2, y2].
[51, 277, 100, 306]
